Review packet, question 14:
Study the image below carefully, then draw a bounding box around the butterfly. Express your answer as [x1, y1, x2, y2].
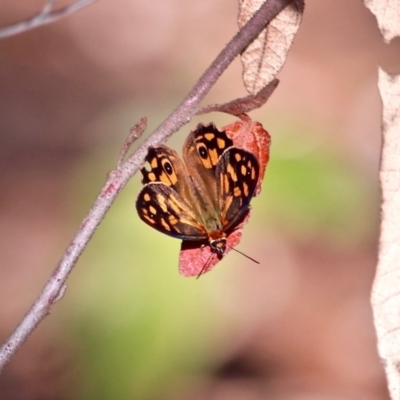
[136, 123, 262, 277]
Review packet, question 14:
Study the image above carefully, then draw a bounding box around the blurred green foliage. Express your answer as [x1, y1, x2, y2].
[256, 118, 377, 246]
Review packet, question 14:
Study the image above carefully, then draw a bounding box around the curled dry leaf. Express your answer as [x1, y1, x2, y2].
[238, 0, 304, 94]
[364, 0, 400, 43]
[197, 79, 279, 117]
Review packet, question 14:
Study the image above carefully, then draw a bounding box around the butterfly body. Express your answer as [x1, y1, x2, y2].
[136, 123, 260, 270]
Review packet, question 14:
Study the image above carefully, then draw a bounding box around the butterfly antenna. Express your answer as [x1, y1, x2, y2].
[225, 244, 260, 264]
[196, 253, 214, 279]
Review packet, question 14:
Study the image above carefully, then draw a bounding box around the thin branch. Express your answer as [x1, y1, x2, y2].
[0, 0, 97, 39]
[0, 0, 293, 371]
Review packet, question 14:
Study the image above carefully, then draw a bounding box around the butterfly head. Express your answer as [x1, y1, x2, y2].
[196, 235, 259, 279]
[209, 237, 227, 256]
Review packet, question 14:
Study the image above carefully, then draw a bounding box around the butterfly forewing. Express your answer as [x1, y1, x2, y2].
[183, 124, 233, 171]
[216, 148, 259, 230]
[140, 146, 196, 202]
[184, 124, 233, 212]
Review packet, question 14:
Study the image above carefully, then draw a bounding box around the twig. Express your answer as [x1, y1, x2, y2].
[0, 0, 97, 39]
[117, 117, 148, 167]
[0, 0, 293, 371]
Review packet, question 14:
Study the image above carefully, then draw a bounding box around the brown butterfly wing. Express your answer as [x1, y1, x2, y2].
[223, 119, 271, 196]
[136, 183, 207, 239]
[183, 123, 233, 217]
[140, 146, 194, 202]
[136, 146, 207, 239]
[216, 148, 259, 231]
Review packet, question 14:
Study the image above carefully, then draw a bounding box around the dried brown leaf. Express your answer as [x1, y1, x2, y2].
[364, 2, 400, 397]
[238, 0, 304, 94]
[197, 79, 279, 116]
[364, 0, 400, 43]
[371, 68, 400, 399]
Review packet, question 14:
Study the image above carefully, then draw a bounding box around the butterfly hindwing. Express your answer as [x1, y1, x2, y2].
[136, 183, 207, 240]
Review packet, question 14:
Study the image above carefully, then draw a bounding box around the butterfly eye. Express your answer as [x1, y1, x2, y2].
[161, 158, 174, 175]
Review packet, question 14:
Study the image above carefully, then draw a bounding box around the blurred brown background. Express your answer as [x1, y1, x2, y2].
[0, 1, 398, 399]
